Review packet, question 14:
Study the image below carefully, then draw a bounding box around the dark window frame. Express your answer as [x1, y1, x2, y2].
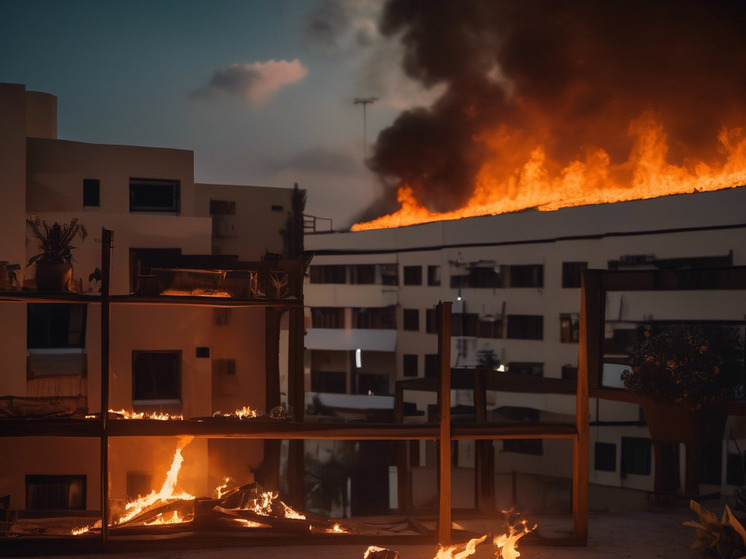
[507, 314, 544, 340]
[403, 265, 422, 286]
[129, 178, 180, 213]
[403, 308, 420, 331]
[26, 474, 86, 510]
[403, 354, 418, 377]
[83, 178, 100, 208]
[132, 350, 182, 403]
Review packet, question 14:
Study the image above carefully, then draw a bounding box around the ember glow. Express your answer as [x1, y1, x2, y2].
[213, 405, 262, 419]
[109, 409, 183, 420]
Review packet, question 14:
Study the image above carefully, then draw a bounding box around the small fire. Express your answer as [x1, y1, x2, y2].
[213, 405, 261, 419]
[71, 526, 90, 536]
[109, 409, 183, 420]
[232, 518, 268, 528]
[213, 476, 234, 499]
[493, 519, 536, 559]
[435, 535, 487, 559]
[145, 511, 184, 526]
[114, 436, 195, 526]
[353, 116, 746, 230]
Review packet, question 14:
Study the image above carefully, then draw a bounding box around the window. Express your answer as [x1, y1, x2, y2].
[132, 350, 181, 403]
[508, 362, 543, 377]
[426, 308, 438, 334]
[403, 354, 418, 377]
[449, 266, 502, 288]
[562, 261, 588, 288]
[561, 365, 578, 381]
[209, 199, 236, 215]
[352, 307, 396, 329]
[309, 265, 346, 284]
[560, 313, 580, 343]
[403, 265, 422, 286]
[594, 442, 617, 472]
[403, 309, 420, 331]
[27, 303, 86, 349]
[621, 437, 651, 476]
[83, 178, 100, 207]
[478, 317, 502, 339]
[311, 307, 344, 328]
[311, 371, 346, 393]
[350, 265, 375, 284]
[381, 264, 398, 286]
[427, 265, 441, 286]
[26, 475, 85, 510]
[503, 439, 543, 456]
[356, 373, 389, 395]
[424, 354, 439, 378]
[508, 264, 543, 287]
[507, 314, 543, 340]
[129, 178, 180, 213]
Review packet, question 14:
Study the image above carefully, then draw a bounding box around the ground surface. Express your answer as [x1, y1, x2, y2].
[18, 506, 703, 559]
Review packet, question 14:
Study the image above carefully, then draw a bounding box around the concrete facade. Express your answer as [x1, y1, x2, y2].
[0, 83, 295, 515]
[304, 186, 746, 504]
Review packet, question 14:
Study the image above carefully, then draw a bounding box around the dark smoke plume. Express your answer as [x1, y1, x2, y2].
[368, 0, 746, 214]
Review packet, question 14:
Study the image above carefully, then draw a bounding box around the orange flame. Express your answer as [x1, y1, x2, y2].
[435, 535, 487, 559]
[353, 115, 746, 230]
[213, 405, 262, 419]
[114, 437, 195, 526]
[493, 519, 536, 559]
[109, 409, 183, 420]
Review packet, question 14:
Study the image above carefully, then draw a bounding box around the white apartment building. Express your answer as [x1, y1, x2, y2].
[304, 186, 746, 506]
[0, 83, 297, 515]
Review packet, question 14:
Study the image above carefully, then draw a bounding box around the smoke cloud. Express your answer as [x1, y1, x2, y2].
[192, 59, 308, 106]
[368, 0, 746, 213]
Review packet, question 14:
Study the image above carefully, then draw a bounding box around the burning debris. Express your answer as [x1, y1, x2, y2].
[364, 515, 535, 559]
[356, 0, 746, 229]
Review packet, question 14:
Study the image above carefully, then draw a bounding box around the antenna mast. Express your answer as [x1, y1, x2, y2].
[354, 97, 378, 159]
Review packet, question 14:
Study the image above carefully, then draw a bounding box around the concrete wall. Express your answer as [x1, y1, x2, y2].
[194, 183, 294, 261]
[27, 138, 195, 216]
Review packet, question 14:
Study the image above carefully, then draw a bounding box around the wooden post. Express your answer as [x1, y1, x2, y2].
[437, 302, 452, 545]
[287, 306, 306, 507]
[263, 308, 282, 493]
[100, 229, 112, 548]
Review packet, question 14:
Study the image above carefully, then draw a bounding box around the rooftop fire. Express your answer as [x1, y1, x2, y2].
[354, 1, 746, 230]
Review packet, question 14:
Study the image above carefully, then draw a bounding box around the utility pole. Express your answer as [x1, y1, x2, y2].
[354, 97, 378, 159]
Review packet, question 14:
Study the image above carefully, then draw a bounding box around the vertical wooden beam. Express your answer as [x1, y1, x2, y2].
[287, 306, 306, 508]
[437, 302, 452, 545]
[263, 308, 282, 493]
[574, 270, 601, 544]
[100, 229, 112, 548]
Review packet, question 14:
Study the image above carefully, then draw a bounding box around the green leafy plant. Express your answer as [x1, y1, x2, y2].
[26, 218, 87, 267]
[684, 499, 746, 558]
[621, 323, 743, 411]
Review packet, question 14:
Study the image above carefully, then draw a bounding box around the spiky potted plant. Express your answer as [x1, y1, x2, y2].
[26, 218, 87, 292]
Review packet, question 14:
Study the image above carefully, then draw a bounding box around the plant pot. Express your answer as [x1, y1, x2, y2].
[34, 262, 72, 293]
[641, 399, 727, 499]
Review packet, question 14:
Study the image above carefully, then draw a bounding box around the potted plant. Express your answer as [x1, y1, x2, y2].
[26, 218, 87, 292]
[622, 322, 744, 497]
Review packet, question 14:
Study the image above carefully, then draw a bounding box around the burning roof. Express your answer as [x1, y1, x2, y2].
[355, 0, 746, 230]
